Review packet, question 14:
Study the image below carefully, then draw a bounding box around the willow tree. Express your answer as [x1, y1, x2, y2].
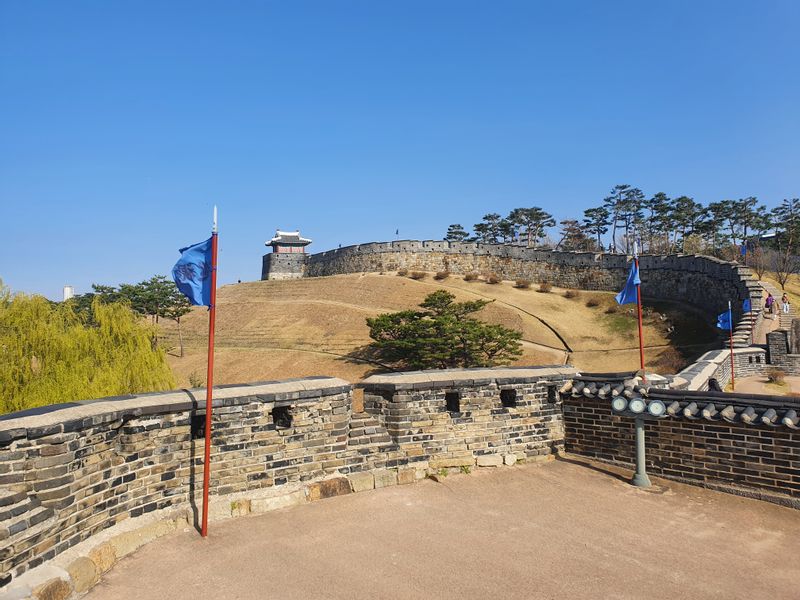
[0, 283, 175, 414]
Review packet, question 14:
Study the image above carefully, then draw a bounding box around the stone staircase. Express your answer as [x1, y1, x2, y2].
[761, 281, 795, 331]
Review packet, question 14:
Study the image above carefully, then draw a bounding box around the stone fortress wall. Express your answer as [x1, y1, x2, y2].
[0, 244, 789, 597]
[264, 240, 762, 346]
[261, 253, 306, 280]
[3, 367, 800, 599]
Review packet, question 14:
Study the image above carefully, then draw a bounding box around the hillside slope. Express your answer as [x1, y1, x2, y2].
[160, 273, 718, 386]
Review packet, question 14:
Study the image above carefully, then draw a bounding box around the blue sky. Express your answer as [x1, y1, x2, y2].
[2, 1, 798, 299]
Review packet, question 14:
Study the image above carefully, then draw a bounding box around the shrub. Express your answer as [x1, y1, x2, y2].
[766, 368, 786, 385]
[605, 305, 619, 314]
[464, 272, 479, 282]
[538, 282, 552, 293]
[586, 297, 601, 308]
[514, 279, 531, 289]
[397, 268, 408, 276]
[564, 289, 580, 299]
[433, 271, 450, 281]
[409, 271, 427, 280]
[188, 371, 205, 388]
[485, 273, 501, 284]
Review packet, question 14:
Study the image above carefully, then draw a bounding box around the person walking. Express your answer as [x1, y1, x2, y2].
[782, 293, 791, 314]
[765, 293, 775, 319]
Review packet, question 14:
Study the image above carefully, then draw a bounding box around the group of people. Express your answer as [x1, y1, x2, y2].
[764, 292, 791, 318]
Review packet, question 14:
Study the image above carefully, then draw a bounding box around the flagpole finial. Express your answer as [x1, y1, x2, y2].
[213, 205, 218, 234]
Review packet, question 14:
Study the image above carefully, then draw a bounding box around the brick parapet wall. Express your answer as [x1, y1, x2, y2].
[674, 347, 768, 391]
[563, 395, 800, 507]
[361, 367, 576, 466]
[0, 367, 575, 591]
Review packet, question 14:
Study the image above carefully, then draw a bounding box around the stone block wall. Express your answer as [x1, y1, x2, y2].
[563, 393, 800, 507]
[0, 378, 352, 585]
[674, 347, 768, 391]
[0, 367, 576, 590]
[261, 253, 306, 280]
[361, 367, 576, 467]
[302, 241, 759, 323]
[767, 329, 800, 374]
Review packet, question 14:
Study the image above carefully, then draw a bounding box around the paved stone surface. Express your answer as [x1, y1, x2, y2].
[86, 459, 800, 600]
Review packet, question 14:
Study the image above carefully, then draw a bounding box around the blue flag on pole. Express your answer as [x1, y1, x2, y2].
[172, 237, 213, 306]
[615, 261, 640, 305]
[743, 298, 751, 313]
[716, 311, 732, 331]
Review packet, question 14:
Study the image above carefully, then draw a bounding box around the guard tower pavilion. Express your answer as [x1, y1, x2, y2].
[261, 230, 312, 280]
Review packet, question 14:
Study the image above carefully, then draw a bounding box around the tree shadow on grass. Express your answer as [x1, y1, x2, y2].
[340, 345, 399, 378]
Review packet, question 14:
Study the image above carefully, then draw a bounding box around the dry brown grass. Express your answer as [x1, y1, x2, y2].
[160, 274, 703, 385]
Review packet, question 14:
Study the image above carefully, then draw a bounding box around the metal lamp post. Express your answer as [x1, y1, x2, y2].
[611, 396, 666, 488]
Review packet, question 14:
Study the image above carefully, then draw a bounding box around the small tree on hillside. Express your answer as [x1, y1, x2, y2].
[163, 286, 192, 357]
[365, 290, 522, 369]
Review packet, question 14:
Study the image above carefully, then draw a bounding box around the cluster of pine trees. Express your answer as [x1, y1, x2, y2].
[445, 185, 800, 261]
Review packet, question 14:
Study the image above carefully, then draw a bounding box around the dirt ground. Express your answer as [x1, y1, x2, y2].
[162, 273, 717, 386]
[86, 458, 800, 600]
[734, 374, 800, 396]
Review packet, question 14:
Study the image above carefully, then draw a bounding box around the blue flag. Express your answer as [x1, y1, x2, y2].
[716, 311, 732, 331]
[740, 244, 747, 256]
[172, 238, 213, 306]
[743, 298, 751, 313]
[615, 261, 640, 305]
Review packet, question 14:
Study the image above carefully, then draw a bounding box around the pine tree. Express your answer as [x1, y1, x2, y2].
[508, 207, 556, 247]
[366, 290, 522, 369]
[582, 206, 610, 251]
[445, 224, 470, 242]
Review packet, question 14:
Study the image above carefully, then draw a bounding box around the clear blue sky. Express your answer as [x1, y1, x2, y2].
[2, 1, 798, 299]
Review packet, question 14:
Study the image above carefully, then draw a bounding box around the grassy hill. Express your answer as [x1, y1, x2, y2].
[159, 272, 720, 386]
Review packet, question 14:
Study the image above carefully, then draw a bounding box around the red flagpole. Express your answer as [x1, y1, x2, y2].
[728, 301, 735, 391]
[635, 256, 646, 382]
[201, 208, 218, 538]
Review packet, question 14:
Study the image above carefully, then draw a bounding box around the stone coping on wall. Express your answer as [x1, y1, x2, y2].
[674, 347, 767, 390]
[0, 377, 351, 445]
[360, 366, 578, 391]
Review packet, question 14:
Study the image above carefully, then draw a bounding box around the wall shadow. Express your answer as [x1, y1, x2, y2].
[180, 389, 201, 533]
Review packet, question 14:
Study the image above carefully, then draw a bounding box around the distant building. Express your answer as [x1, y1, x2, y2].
[261, 230, 312, 280]
[63, 285, 75, 301]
